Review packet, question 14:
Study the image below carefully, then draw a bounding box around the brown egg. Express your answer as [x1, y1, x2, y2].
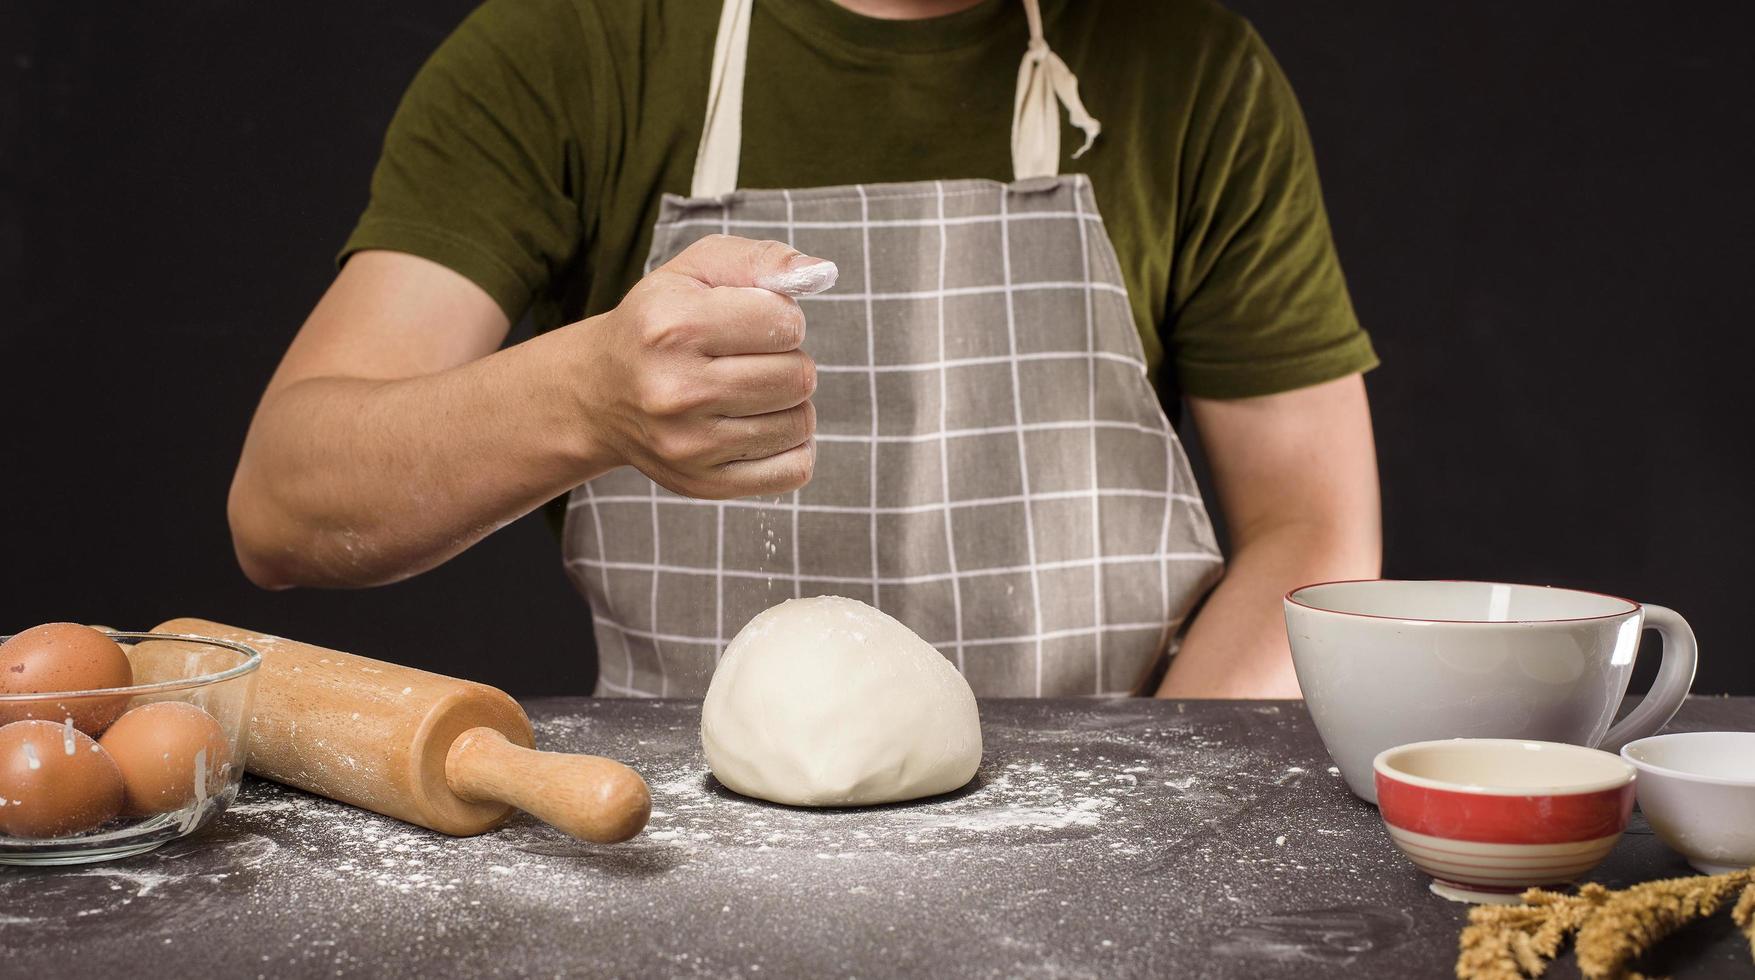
[0, 719, 125, 838]
[0, 623, 134, 734]
[99, 701, 230, 816]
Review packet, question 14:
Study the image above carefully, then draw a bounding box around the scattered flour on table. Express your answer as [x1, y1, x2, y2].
[0, 702, 1405, 977]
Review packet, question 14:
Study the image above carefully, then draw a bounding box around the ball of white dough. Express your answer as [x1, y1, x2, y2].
[701, 596, 982, 807]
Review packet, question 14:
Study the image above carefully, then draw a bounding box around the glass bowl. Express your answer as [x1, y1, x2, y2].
[0, 630, 260, 865]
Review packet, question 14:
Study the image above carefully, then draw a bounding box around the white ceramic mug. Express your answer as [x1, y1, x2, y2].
[1285, 580, 1697, 802]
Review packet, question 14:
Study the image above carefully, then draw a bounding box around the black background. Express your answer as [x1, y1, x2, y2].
[5, 2, 1751, 695]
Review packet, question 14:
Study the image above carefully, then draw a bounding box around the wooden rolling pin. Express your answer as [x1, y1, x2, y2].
[150, 618, 650, 844]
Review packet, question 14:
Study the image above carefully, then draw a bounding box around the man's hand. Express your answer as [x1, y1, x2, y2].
[228, 237, 831, 589]
[576, 235, 831, 499]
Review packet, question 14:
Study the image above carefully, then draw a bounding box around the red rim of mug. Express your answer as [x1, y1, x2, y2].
[1283, 579, 1641, 625]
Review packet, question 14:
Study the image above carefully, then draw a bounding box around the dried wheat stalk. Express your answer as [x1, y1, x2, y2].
[1456, 868, 1755, 980]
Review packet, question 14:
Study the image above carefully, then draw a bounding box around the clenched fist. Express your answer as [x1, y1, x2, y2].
[568, 235, 838, 499]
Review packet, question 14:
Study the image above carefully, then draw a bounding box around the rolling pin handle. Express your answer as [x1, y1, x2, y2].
[444, 727, 651, 844]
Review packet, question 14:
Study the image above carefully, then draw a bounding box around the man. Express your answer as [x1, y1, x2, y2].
[228, 0, 1381, 698]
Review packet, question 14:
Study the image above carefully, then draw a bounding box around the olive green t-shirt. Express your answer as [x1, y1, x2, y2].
[341, 0, 1377, 404]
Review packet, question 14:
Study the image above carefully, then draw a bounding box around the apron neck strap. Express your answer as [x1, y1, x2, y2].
[1011, 0, 1101, 180]
[689, 0, 1102, 198]
[691, 0, 755, 198]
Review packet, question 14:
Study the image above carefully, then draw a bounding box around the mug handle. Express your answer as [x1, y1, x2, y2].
[1597, 604, 1698, 753]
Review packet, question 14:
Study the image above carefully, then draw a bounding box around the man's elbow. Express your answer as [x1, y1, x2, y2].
[1313, 521, 1382, 580]
[235, 550, 297, 592]
[226, 474, 422, 590]
[227, 478, 299, 591]
[1230, 513, 1381, 580]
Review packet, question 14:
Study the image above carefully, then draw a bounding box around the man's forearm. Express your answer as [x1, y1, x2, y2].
[232, 238, 833, 591]
[1155, 521, 1380, 698]
[228, 325, 609, 589]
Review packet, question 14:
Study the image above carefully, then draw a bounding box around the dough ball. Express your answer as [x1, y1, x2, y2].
[702, 596, 981, 807]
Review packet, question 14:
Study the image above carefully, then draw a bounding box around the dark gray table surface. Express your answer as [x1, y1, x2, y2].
[2, 697, 1750, 979]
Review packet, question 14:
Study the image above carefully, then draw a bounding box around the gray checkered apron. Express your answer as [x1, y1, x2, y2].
[562, 0, 1223, 697]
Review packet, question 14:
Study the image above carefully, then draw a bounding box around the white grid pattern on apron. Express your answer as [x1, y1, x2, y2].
[564, 177, 1223, 698]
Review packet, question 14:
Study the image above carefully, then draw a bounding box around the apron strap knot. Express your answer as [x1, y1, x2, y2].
[1011, 0, 1101, 180]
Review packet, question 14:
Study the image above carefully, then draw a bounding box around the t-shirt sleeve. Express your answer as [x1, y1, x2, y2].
[1167, 25, 1377, 400]
[337, 0, 585, 320]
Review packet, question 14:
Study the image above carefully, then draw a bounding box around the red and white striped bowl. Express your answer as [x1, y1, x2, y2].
[1374, 739, 1636, 904]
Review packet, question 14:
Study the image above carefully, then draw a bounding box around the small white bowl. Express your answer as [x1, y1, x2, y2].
[1621, 731, 1755, 874]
